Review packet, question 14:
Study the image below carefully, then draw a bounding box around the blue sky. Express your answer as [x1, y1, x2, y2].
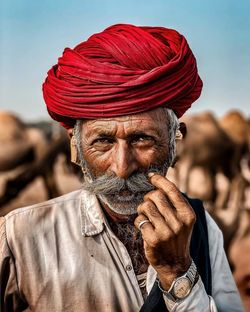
[0, 0, 249, 121]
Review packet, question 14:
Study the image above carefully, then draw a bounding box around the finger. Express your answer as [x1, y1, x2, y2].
[134, 214, 154, 233]
[148, 173, 196, 225]
[134, 214, 172, 248]
[144, 189, 183, 234]
[137, 199, 167, 229]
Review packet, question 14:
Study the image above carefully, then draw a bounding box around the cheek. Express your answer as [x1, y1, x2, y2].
[83, 148, 113, 175]
[134, 145, 169, 167]
[83, 144, 169, 175]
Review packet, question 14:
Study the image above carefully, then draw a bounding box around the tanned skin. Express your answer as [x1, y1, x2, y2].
[68, 107, 195, 290]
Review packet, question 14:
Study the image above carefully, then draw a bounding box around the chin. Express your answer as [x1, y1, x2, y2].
[98, 194, 143, 216]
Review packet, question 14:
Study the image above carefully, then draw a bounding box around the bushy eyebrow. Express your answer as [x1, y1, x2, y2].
[127, 131, 156, 139]
[90, 130, 114, 137]
[85, 123, 163, 139]
[129, 130, 162, 139]
[91, 130, 160, 141]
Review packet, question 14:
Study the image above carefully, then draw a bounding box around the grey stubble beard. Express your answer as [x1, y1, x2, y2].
[73, 109, 178, 216]
[81, 162, 170, 216]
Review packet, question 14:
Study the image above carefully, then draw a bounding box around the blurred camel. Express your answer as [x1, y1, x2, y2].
[174, 112, 236, 203]
[229, 209, 250, 312]
[216, 110, 250, 209]
[0, 111, 80, 214]
[0, 111, 34, 171]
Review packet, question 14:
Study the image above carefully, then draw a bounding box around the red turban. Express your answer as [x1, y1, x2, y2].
[43, 24, 202, 128]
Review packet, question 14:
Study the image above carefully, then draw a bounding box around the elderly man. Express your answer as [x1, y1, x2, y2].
[0, 24, 243, 311]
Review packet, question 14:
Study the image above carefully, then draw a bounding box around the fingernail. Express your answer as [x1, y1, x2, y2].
[148, 172, 156, 178]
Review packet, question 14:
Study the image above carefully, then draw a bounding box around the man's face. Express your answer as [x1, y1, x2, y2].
[79, 107, 171, 216]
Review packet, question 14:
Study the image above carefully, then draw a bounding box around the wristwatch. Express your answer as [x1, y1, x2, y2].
[157, 259, 199, 302]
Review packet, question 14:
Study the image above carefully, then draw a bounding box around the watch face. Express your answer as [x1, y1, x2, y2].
[173, 277, 192, 299]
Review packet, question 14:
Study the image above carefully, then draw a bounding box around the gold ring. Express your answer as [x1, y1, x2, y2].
[138, 219, 151, 230]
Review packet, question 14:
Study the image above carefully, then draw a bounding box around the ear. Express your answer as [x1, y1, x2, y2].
[68, 128, 81, 166]
[176, 122, 187, 140]
[171, 122, 186, 168]
[67, 128, 74, 139]
[179, 122, 187, 139]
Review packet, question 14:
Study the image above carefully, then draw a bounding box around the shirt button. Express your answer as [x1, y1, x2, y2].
[126, 265, 133, 271]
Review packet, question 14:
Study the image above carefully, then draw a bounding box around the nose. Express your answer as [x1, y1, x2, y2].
[110, 141, 138, 179]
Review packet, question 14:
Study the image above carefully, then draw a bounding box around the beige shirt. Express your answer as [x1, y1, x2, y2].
[0, 189, 244, 311]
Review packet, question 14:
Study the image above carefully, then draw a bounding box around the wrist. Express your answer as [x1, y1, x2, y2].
[157, 259, 199, 302]
[156, 258, 192, 290]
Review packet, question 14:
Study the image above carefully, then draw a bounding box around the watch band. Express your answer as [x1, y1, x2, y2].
[157, 259, 199, 303]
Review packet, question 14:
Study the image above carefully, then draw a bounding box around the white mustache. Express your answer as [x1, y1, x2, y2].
[83, 171, 155, 195]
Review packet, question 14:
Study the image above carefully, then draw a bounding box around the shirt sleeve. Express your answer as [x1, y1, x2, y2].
[163, 277, 217, 311]
[205, 212, 244, 312]
[0, 216, 27, 312]
[162, 212, 244, 312]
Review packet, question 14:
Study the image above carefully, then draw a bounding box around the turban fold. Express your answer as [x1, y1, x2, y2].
[43, 24, 202, 128]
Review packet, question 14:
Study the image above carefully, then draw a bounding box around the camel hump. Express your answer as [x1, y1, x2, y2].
[0, 111, 34, 171]
[0, 110, 27, 141]
[219, 110, 249, 144]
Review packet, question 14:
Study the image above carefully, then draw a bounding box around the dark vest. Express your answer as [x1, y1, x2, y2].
[140, 196, 212, 312]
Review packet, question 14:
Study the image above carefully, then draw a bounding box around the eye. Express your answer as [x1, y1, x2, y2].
[91, 136, 115, 147]
[130, 135, 155, 145]
[93, 138, 113, 144]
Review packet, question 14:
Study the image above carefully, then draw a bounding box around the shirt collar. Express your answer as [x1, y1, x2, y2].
[80, 189, 106, 236]
[79, 189, 158, 293]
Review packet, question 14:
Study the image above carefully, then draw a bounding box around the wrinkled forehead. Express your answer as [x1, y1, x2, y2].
[81, 107, 169, 136]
